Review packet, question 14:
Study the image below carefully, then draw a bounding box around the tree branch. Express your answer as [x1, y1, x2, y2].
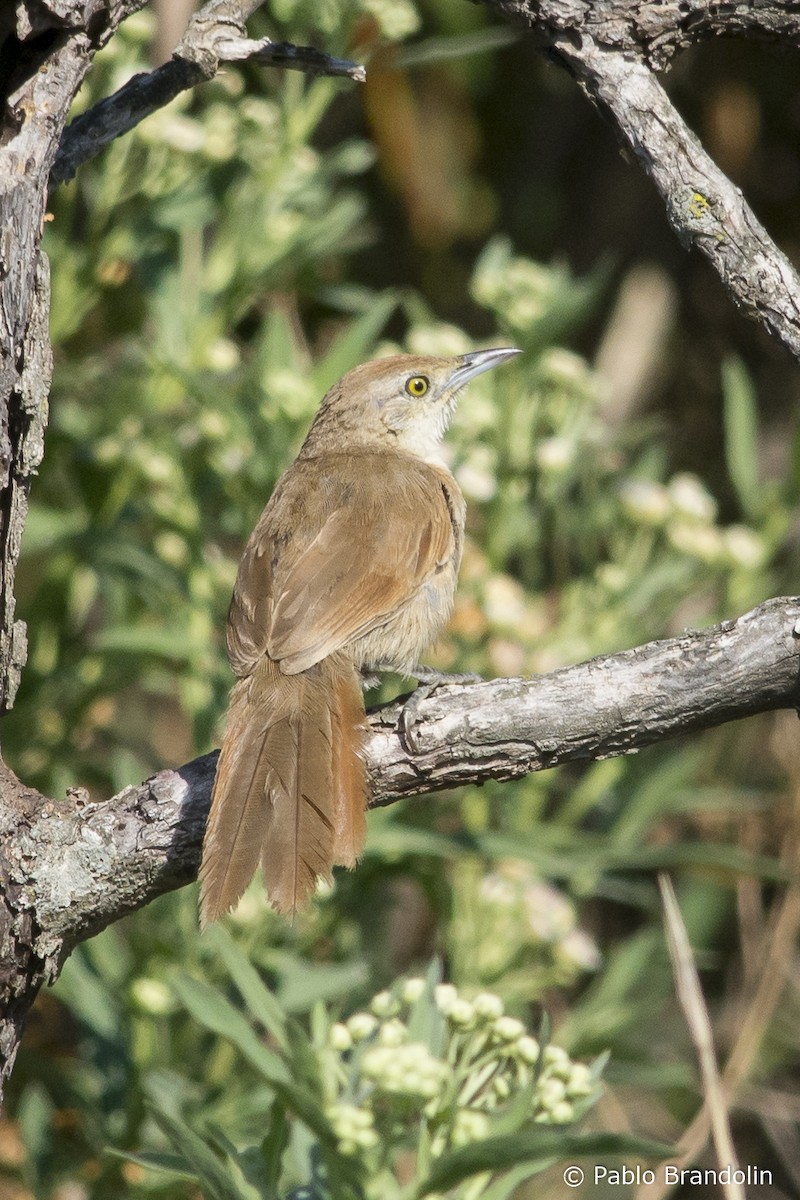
[487, 1, 800, 70]
[478, 0, 800, 362]
[0, 4, 150, 714]
[2, 595, 796, 986]
[51, 0, 365, 186]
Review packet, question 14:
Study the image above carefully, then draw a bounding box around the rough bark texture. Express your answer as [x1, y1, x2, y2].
[2, 0, 800, 1105]
[51, 0, 365, 186]
[483, 1, 800, 70]
[0, 598, 796, 1081]
[477, 0, 800, 362]
[0, 0, 155, 1092]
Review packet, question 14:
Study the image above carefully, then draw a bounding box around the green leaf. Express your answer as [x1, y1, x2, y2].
[106, 1148, 198, 1182]
[311, 292, 399, 394]
[22, 505, 87, 552]
[406, 960, 445, 1053]
[479, 1162, 553, 1200]
[55, 950, 122, 1041]
[205, 1125, 276, 1200]
[261, 1100, 290, 1192]
[262, 949, 369, 1013]
[170, 975, 335, 1148]
[204, 925, 289, 1051]
[148, 1105, 248, 1200]
[415, 1132, 674, 1196]
[170, 974, 288, 1083]
[92, 624, 196, 660]
[396, 27, 519, 68]
[722, 355, 761, 519]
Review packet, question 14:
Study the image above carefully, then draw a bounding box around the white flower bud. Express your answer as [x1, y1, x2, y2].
[724, 524, 765, 569]
[620, 480, 671, 526]
[448, 999, 476, 1028]
[548, 1100, 575, 1124]
[347, 1012, 378, 1041]
[130, 978, 175, 1016]
[493, 1016, 525, 1041]
[452, 1110, 491, 1147]
[539, 1077, 567, 1107]
[543, 1045, 570, 1069]
[669, 473, 717, 523]
[473, 992, 504, 1020]
[378, 1019, 407, 1048]
[401, 977, 426, 1004]
[517, 1036, 540, 1064]
[535, 437, 574, 474]
[328, 1022, 353, 1052]
[567, 1063, 594, 1097]
[434, 984, 459, 1014]
[370, 990, 398, 1018]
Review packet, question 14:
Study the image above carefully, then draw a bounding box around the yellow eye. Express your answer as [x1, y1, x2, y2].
[405, 375, 430, 397]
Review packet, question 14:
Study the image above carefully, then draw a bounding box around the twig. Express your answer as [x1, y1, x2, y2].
[482, 1, 800, 71]
[553, 40, 800, 362]
[51, 0, 365, 185]
[657, 875, 743, 1200]
[638, 884, 800, 1198]
[476, 0, 800, 362]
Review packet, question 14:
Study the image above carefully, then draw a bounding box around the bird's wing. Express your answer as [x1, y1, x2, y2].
[227, 455, 457, 677]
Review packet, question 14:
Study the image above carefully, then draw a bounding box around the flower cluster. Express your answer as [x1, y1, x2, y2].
[620, 473, 766, 568]
[449, 861, 601, 1000]
[322, 977, 600, 1167]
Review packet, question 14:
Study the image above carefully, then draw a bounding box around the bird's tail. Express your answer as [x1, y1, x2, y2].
[199, 653, 367, 924]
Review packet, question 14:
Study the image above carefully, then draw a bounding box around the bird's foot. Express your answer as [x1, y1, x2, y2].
[396, 665, 483, 753]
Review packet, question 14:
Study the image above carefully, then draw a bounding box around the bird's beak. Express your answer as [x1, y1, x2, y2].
[447, 346, 522, 392]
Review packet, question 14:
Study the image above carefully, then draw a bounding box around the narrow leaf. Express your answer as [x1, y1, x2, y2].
[415, 1132, 674, 1196]
[722, 356, 761, 518]
[204, 925, 289, 1051]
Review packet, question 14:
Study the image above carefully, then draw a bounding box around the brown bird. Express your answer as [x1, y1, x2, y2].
[199, 347, 520, 924]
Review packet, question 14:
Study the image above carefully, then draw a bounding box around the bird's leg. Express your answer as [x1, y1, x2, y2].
[377, 664, 483, 753]
[359, 661, 483, 749]
[367, 660, 483, 687]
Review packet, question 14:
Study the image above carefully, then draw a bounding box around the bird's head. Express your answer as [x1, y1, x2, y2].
[301, 347, 521, 459]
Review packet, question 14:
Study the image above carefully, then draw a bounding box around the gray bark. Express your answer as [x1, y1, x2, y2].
[2, 596, 797, 1069]
[51, 0, 365, 186]
[478, 0, 800, 362]
[0, 0, 150, 1094]
[482, 1, 800, 71]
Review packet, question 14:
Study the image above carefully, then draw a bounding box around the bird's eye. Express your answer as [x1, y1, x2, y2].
[405, 375, 430, 397]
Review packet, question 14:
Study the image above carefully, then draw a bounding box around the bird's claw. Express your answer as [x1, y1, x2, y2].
[399, 668, 483, 754]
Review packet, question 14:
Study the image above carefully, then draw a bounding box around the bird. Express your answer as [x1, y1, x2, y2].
[199, 346, 520, 924]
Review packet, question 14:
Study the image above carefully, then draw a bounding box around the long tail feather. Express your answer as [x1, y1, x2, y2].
[199, 654, 367, 924]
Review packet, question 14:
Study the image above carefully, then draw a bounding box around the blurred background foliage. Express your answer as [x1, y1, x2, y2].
[4, 0, 800, 1196]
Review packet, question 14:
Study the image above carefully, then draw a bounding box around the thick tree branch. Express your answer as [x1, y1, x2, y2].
[51, 0, 365, 186]
[478, 0, 800, 362]
[1, 595, 797, 1096]
[487, 1, 800, 70]
[0, 3, 160, 1091]
[0, 3, 151, 716]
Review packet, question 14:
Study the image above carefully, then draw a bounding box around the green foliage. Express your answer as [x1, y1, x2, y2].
[7, 3, 800, 1199]
[109, 947, 665, 1200]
